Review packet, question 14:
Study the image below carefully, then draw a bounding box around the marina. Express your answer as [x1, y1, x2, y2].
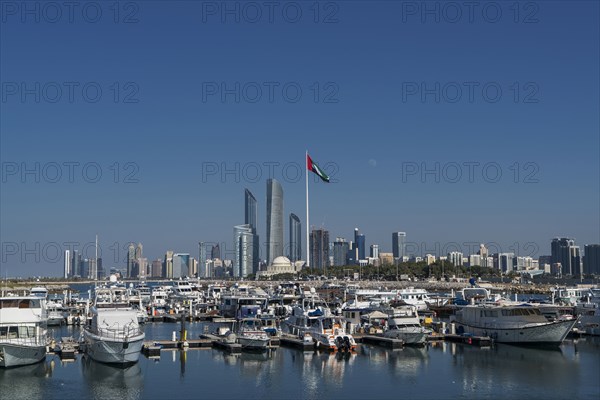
[1, 279, 599, 399]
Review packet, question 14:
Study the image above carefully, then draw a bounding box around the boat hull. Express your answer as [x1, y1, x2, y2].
[238, 337, 270, 351]
[83, 330, 144, 365]
[454, 318, 577, 344]
[383, 328, 430, 345]
[0, 343, 46, 368]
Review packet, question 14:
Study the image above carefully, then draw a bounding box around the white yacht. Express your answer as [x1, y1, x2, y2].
[82, 281, 145, 365]
[383, 305, 432, 345]
[283, 290, 357, 351]
[235, 318, 271, 351]
[46, 299, 67, 326]
[395, 288, 431, 311]
[452, 304, 577, 344]
[0, 296, 47, 367]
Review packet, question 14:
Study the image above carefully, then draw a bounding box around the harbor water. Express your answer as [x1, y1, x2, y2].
[1, 323, 598, 400]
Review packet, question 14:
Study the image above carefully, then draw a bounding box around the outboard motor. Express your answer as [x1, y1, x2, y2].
[343, 336, 351, 352]
[335, 336, 344, 350]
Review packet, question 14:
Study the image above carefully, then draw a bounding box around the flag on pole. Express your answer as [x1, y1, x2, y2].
[306, 154, 330, 183]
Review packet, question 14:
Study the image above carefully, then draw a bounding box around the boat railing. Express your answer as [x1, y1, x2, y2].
[91, 322, 143, 340]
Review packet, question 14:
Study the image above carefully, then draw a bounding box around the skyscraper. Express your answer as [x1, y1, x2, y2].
[370, 244, 379, 259]
[64, 249, 71, 278]
[211, 244, 221, 260]
[333, 238, 349, 266]
[551, 238, 581, 275]
[71, 250, 80, 277]
[266, 179, 284, 265]
[199, 242, 208, 277]
[172, 253, 190, 278]
[127, 243, 135, 278]
[234, 224, 255, 278]
[244, 189, 260, 272]
[163, 250, 174, 278]
[289, 213, 301, 262]
[584, 244, 600, 275]
[392, 232, 406, 259]
[245, 189, 257, 229]
[310, 228, 329, 271]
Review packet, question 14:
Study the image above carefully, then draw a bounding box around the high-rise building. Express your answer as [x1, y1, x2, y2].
[135, 243, 143, 259]
[127, 243, 135, 278]
[266, 179, 284, 265]
[172, 253, 190, 278]
[370, 244, 379, 259]
[392, 232, 406, 259]
[164, 250, 174, 278]
[333, 238, 349, 266]
[211, 244, 221, 260]
[310, 228, 329, 270]
[584, 244, 600, 275]
[234, 224, 255, 278]
[498, 253, 515, 274]
[478, 244, 489, 267]
[289, 213, 302, 262]
[64, 249, 71, 278]
[199, 242, 208, 278]
[245, 189, 257, 230]
[151, 259, 162, 277]
[448, 251, 464, 267]
[551, 238, 581, 275]
[71, 250, 80, 277]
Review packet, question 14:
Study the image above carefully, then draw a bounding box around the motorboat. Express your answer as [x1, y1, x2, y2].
[383, 305, 432, 345]
[452, 304, 577, 344]
[82, 281, 145, 365]
[235, 318, 271, 351]
[0, 296, 47, 367]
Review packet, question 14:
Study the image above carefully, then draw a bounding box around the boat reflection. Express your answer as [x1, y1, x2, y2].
[0, 361, 51, 400]
[359, 344, 429, 376]
[81, 356, 144, 400]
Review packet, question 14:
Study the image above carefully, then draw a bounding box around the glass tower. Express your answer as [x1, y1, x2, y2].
[289, 213, 301, 262]
[266, 179, 284, 265]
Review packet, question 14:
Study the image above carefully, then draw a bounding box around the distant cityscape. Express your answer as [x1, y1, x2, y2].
[61, 178, 600, 280]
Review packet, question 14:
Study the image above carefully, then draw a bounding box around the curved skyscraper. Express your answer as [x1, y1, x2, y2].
[266, 179, 284, 265]
[289, 213, 301, 262]
[245, 189, 257, 230]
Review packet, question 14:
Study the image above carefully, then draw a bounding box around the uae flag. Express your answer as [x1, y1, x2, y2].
[306, 154, 330, 183]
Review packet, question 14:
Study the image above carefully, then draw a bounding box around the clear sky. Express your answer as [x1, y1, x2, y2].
[1, 1, 599, 277]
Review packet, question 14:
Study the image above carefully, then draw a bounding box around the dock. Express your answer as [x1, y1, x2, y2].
[443, 334, 492, 347]
[356, 335, 404, 349]
[279, 334, 315, 351]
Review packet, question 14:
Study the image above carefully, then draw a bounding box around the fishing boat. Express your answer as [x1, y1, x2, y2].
[0, 296, 47, 367]
[82, 279, 145, 365]
[452, 304, 577, 344]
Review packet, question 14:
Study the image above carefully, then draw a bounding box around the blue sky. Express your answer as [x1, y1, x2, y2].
[1, 1, 599, 277]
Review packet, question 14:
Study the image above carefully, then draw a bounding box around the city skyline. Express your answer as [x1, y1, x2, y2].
[1, 3, 598, 277]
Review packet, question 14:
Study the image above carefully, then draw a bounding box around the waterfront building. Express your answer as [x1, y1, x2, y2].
[392, 232, 406, 259]
[245, 189, 260, 271]
[289, 213, 302, 262]
[266, 179, 284, 265]
[379, 252, 394, 265]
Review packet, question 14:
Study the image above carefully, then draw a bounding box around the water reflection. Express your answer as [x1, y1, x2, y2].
[0, 361, 51, 400]
[81, 356, 144, 400]
[359, 344, 429, 376]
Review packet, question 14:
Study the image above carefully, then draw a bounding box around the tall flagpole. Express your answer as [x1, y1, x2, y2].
[305, 150, 310, 270]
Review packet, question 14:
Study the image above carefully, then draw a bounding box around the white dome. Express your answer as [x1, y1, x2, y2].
[272, 256, 291, 266]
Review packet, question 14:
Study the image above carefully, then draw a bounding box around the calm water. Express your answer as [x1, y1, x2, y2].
[0, 323, 599, 400]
